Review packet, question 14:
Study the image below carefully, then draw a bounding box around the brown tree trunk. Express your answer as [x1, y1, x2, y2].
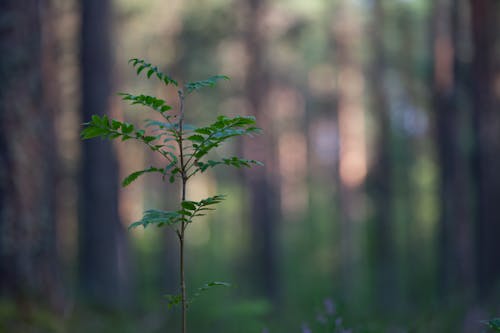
[241, 0, 280, 303]
[79, 0, 131, 308]
[0, 0, 64, 312]
[470, 0, 500, 302]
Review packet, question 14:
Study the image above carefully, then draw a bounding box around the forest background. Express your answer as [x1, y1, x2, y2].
[0, 0, 499, 332]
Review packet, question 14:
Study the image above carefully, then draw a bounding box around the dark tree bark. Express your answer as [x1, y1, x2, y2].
[470, 0, 500, 302]
[0, 0, 64, 311]
[433, 0, 475, 299]
[366, 0, 396, 310]
[241, 0, 280, 303]
[79, 0, 131, 308]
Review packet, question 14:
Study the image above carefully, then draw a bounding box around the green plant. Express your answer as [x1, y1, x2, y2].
[81, 58, 262, 333]
[483, 318, 500, 332]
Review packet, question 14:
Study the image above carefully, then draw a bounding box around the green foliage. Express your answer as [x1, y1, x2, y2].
[82, 83, 260, 187]
[196, 157, 263, 172]
[119, 93, 173, 113]
[165, 294, 183, 310]
[128, 58, 178, 86]
[184, 75, 229, 93]
[188, 281, 231, 306]
[179, 194, 226, 219]
[165, 282, 231, 310]
[128, 209, 184, 230]
[81, 58, 262, 333]
[187, 115, 260, 160]
[122, 167, 166, 187]
[128, 195, 226, 230]
[483, 318, 500, 331]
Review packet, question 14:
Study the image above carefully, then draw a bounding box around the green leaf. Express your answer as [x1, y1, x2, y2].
[136, 65, 146, 75]
[128, 58, 178, 86]
[199, 194, 226, 206]
[194, 128, 211, 135]
[187, 134, 204, 143]
[119, 93, 172, 113]
[128, 221, 144, 230]
[170, 195, 227, 224]
[82, 115, 170, 155]
[128, 209, 183, 230]
[188, 116, 261, 161]
[142, 136, 157, 144]
[206, 281, 231, 287]
[483, 318, 500, 331]
[164, 294, 182, 309]
[122, 123, 134, 134]
[196, 157, 263, 172]
[122, 166, 165, 187]
[177, 209, 193, 217]
[184, 75, 229, 93]
[111, 119, 121, 130]
[81, 126, 105, 139]
[188, 281, 231, 305]
[181, 201, 197, 211]
[81, 115, 125, 140]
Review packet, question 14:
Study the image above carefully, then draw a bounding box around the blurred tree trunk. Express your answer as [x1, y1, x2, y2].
[79, 0, 131, 308]
[433, 0, 475, 299]
[331, 1, 367, 302]
[0, 0, 64, 312]
[366, 0, 396, 310]
[393, 5, 429, 308]
[241, 0, 280, 303]
[470, 0, 500, 302]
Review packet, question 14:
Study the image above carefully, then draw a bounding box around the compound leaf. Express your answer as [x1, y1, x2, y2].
[122, 166, 165, 187]
[483, 318, 500, 332]
[184, 75, 229, 93]
[188, 281, 231, 305]
[128, 58, 178, 86]
[129, 209, 183, 230]
[119, 93, 172, 113]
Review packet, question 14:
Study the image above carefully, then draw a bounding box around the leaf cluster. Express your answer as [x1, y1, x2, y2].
[81, 58, 261, 238]
[128, 195, 226, 231]
[483, 318, 500, 332]
[82, 60, 261, 186]
[129, 58, 178, 86]
[184, 75, 229, 93]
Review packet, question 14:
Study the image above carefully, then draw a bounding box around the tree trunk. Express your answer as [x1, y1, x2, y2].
[470, 0, 500, 302]
[366, 0, 396, 310]
[433, 0, 475, 299]
[0, 0, 64, 312]
[331, 1, 367, 302]
[241, 0, 280, 303]
[79, 0, 131, 308]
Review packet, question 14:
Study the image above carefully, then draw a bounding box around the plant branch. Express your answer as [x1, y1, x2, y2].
[177, 88, 187, 333]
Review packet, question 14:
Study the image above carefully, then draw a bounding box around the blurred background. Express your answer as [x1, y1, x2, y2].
[1, 0, 499, 332]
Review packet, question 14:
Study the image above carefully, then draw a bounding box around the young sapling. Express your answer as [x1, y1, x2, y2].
[81, 58, 262, 333]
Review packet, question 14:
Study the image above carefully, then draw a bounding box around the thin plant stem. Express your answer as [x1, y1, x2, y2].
[179, 228, 186, 333]
[177, 89, 187, 333]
